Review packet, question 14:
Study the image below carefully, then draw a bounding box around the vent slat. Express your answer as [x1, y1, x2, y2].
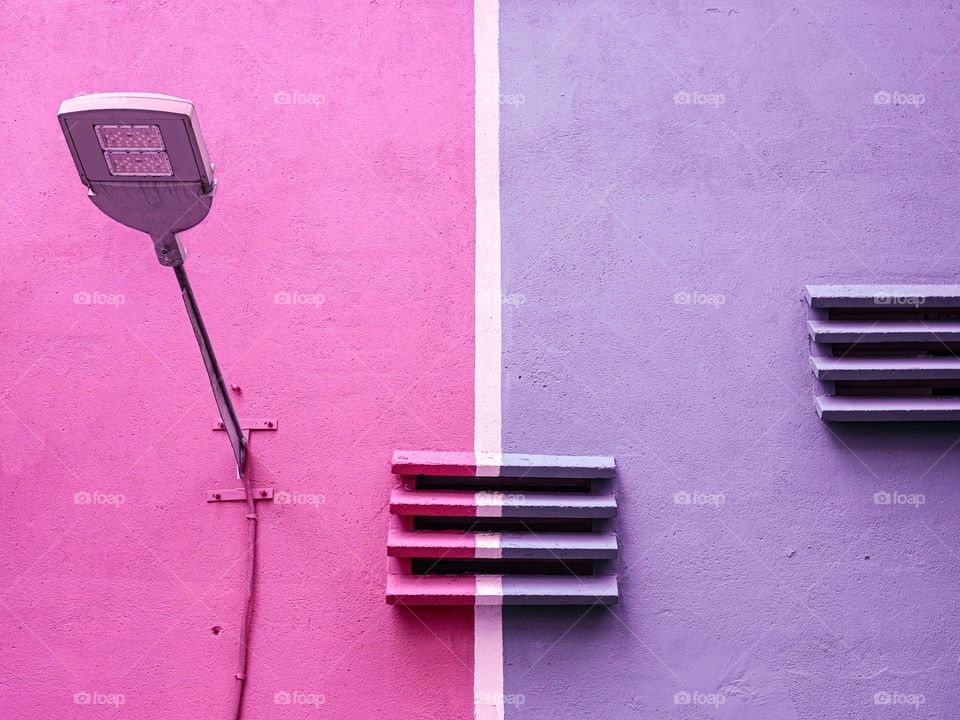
[807, 320, 960, 343]
[387, 528, 618, 559]
[391, 450, 615, 479]
[386, 574, 618, 606]
[816, 395, 960, 421]
[811, 356, 960, 380]
[389, 487, 617, 518]
[806, 285, 960, 308]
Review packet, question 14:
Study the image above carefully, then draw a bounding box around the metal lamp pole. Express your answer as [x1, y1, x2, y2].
[173, 263, 246, 471]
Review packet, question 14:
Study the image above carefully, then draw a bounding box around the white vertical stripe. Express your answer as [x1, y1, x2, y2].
[475, 532, 503, 559]
[473, 1, 504, 719]
[475, 490, 504, 518]
[474, 0, 502, 460]
[476, 575, 504, 605]
[474, 450, 504, 477]
[474, 605, 505, 718]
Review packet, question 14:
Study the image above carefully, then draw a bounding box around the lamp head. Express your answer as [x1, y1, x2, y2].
[58, 92, 216, 266]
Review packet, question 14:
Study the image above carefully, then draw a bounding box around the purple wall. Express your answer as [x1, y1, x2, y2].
[499, 1, 960, 717]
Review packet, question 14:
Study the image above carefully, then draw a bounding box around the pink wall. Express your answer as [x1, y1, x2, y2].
[0, 2, 477, 717]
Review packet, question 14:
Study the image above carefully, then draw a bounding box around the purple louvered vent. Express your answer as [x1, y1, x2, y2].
[807, 285, 960, 420]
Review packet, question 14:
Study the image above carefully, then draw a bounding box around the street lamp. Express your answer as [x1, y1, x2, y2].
[57, 92, 245, 469]
[58, 92, 257, 719]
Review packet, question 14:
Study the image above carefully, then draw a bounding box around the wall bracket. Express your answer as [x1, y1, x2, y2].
[207, 418, 278, 500]
[207, 487, 274, 503]
[211, 418, 278, 432]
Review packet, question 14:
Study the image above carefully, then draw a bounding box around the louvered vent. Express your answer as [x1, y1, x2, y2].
[807, 284, 960, 420]
[386, 451, 618, 605]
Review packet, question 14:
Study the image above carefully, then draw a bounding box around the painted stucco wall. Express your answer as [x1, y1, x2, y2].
[3, 1, 960, 719]
[0, 2, 477, 718]
[499, 1, 960, 718]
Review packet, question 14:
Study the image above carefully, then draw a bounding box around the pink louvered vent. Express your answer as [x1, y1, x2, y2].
[386, 451, 618, 605]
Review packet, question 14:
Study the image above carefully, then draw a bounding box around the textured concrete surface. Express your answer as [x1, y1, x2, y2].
[4, 1, 960, 718]
[499, 1, 960, 717]
[0, 2, 476, 718]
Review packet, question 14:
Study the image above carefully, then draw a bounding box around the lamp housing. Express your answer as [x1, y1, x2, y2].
[58, 92, 216, 266]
